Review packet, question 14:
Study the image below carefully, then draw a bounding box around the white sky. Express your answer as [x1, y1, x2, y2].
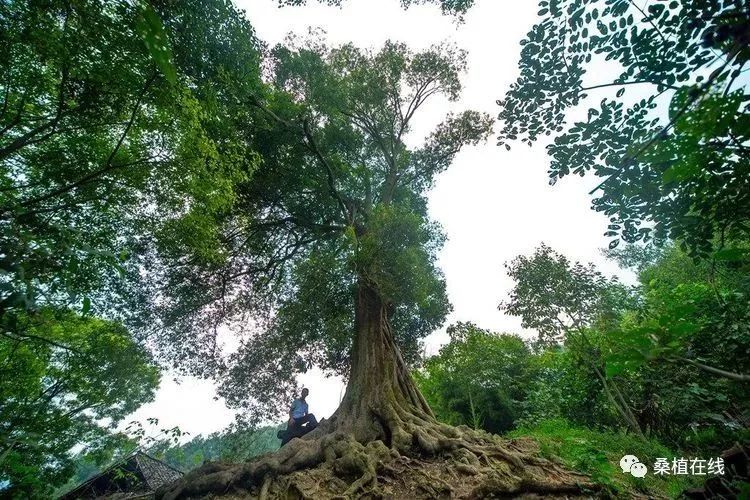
[127, 0, 634, 440]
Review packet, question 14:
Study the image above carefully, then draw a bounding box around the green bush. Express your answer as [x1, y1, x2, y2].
[509, 419, 701, 498]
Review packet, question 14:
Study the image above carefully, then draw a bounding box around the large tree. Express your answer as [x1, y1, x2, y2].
[0, 0, 265, 493]
[151, 38, 488, 423]
[155, 38, 587, 498]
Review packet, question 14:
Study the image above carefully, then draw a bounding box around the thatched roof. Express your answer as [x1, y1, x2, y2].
[59, 451, 183, 499]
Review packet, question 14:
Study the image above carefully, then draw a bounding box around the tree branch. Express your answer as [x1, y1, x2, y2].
[581, 80, 680, 92]
[678, 356, 750, 382]
[249, 97, 353, 226]
[0, 65, 70, 158]
[627, 0, 669, 45]
[1, 331, 81, 354]
[15, 72, 158, 210]
[301, 118, 352, 225]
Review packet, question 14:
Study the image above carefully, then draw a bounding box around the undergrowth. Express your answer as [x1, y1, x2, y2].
[508, 419, 703, 498]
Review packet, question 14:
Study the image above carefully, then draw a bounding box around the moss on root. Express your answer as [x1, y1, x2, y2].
[157, 421, 595, 499]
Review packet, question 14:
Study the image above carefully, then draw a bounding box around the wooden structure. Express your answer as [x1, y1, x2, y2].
[59, 451, 183, 499]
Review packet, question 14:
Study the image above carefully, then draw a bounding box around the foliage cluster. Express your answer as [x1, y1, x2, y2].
[499, 0, 750, 257]
[417, 242, 750, 452]
[0, 310, 159, 497]
[414, 322, 534, 434]
[417, 242, 750, 495]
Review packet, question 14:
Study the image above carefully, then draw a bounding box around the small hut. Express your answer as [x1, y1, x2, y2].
[59, 451, 183, 499]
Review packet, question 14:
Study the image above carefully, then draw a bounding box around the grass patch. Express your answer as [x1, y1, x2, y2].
[508, 419, 702, 498]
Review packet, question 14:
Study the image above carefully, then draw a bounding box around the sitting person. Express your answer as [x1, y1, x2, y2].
[278, 388, 317, 446]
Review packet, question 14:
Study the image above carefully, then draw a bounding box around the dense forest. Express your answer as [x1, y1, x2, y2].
[1, 0, 748, 498]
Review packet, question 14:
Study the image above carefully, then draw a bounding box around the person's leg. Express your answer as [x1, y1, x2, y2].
[295, 414, 313, 426]
[289, 419, 304, 438]
[279, 430, 291, 446]
[293, 414, 318, 435]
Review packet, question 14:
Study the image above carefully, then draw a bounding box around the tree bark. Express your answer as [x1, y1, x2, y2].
[326, 279, 434, 446]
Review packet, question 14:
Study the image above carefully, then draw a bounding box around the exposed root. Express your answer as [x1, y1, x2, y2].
[157, 417, 595, 499]
[258, 476, 270, 500]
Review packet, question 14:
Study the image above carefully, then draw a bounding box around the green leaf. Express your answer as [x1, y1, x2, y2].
[605, 362, 625, 377]
[668, 87, 692, 122]
[662, 162, 699, 183]
[136, 2, 177, 84]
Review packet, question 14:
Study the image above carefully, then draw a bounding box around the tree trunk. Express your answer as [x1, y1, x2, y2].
[592, 365, 645, 439]
[326, 279, 434, 447]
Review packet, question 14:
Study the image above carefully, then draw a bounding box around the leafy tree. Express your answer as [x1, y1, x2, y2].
[500, 243, 630, 346]
[518, 347, 618, 430]
[0, 310, 159, 497]
[498, 0, 750, 257]
[415, 321, 723, 497]
[0, 0, 263, 495]
[504, 243, 749, 449]
[607, 245, 750, 381]
[603, 245, 750, 445]
[151, 37, 492, 432]
[415, 322, 534, 433]
[500, 244, 644, 436]
[152, 34, 586, 497]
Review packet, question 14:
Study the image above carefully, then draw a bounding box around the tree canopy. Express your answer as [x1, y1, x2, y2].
[499, 243, 629, 346]
[0, 0, 264, 333]
[278, 0, 475, 17]
[148, 37, 492, 423]
[3, 0, 749, 497]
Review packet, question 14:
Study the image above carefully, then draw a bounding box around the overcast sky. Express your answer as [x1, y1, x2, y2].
[127, 0, 633, 440]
